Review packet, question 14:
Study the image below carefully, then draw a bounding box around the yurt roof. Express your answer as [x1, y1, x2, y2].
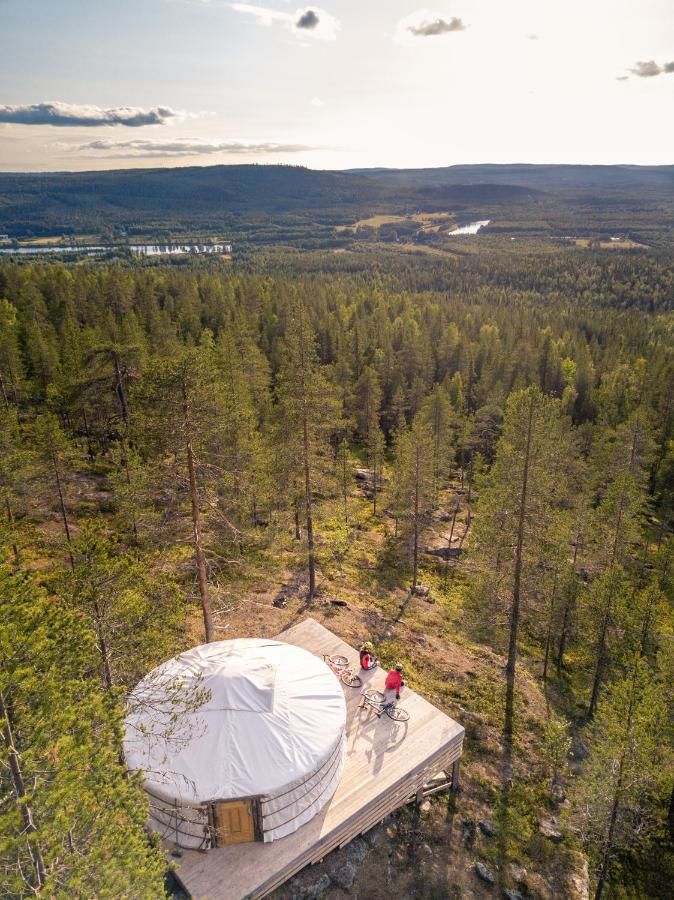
[123, 639, 347, 804]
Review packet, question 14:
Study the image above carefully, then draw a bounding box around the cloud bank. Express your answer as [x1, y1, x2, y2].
[395, 9, 467, 44]
[230, 4, 339, 41]
[0, 101, 177, 127]
[68, 138, 314, 158]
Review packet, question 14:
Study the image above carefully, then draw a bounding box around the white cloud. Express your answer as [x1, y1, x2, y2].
[229, 4, 340, 41]
[394, 9, 467, 44]
[0, 101, 178, 127]
[626, 59, 674, 78]
[63, 137, 314, 157]
[310, 97, 325, 107]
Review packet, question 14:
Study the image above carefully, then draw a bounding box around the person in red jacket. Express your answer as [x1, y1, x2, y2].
[385, 664, 405, 700]
[359, 641, 378, 671]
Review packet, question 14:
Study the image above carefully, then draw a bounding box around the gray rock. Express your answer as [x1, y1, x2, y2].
[420, 842, 433, 858]
[508, 863, 528, 884]
[346, 837, 368, 865]
[567, 851, 590, 900]
[551, 783, 566, 803]
[475, 861, 496, 885]
[363, 824, 383, 847]
[330, 862, 357, 891]
[479, 819, 496, 837]
[462, 818, 476, 846]
[301, 874, 331, 900]
[419, 799, 432, 814]
[503, 891, 524, 900]
[539, 816, 563, 842]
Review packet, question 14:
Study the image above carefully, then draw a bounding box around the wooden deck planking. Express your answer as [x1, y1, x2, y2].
[171, 618, 464, 900]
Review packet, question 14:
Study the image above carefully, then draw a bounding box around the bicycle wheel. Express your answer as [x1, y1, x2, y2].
[363, 689, 385, 703]
[327, 655, 348, 668]
[341, 671, 362, 688]
[386, 705, 410, 722]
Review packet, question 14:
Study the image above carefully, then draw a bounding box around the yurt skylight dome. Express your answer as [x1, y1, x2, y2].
[124, 639, 347, 848]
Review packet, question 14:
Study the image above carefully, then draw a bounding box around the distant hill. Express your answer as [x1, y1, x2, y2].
[1, 162, 673, 242]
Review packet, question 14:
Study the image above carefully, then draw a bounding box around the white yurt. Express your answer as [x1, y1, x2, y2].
[124, 639, 347, 849]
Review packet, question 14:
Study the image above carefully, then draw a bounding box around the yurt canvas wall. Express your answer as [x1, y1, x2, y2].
[124, 639, 347, 848]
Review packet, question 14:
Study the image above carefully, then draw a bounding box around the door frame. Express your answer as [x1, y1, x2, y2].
[208, 796, 263, 846]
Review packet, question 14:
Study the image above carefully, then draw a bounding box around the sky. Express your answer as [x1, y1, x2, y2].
[0, 0, 673, 172]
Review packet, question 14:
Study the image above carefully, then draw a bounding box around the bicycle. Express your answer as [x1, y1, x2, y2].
[323, 654, 362, 688]
[359, 688, 410, 721]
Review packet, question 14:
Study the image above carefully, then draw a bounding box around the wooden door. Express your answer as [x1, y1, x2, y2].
[212, 800, 257, 845]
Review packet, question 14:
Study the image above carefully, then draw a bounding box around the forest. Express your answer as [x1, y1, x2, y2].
[0, 247, 673, 899]
[2, 163, 674, 247]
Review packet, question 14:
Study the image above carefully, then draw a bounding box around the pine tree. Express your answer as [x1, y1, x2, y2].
[418, 383, 454, 505]
[66, 524, 185, 690]
[276, 296, 341, 599]
[0, 407, 29, 564]
[215, 329, 272, 529]
[0, 540, 168, 897]
[0, 298, 24, 406]
[30, 411, 78, 570]
[471, 386, 571, 740]
[134, 343, 225, 641]
[586, 418, 649, 716]
[389, 416, 435, 592]
[569, 659, 672, 900]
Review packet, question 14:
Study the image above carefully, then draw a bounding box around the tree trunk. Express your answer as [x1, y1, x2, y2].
[92, 597, 114, 690]
[182, 380, 214, 642]
[589, 496, 625, 718]
[412, 445, 420, 592]
[82, 409, 94, 462]
[594, 667, 637, 899]
[303, 413, 316, 599]
[5, 496, 20, 566]
[505, 393, 535, 739]
[186, 435, 214, 642]
[443, 500, 459, 583]
[112, 350, 129, 424]
[121, 440, 138, 543]
[341, 448, 348, 526]
[557, 535, 582, 671]
[372, 448, 378, 516]
[0, 367, 8, 409]
[0, 689, 47, 892]
[51, 448, 74, 571]
[543, 569, 558, 682]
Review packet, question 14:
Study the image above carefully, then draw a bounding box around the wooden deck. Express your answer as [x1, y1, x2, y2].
[170, 618, 464, 900]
